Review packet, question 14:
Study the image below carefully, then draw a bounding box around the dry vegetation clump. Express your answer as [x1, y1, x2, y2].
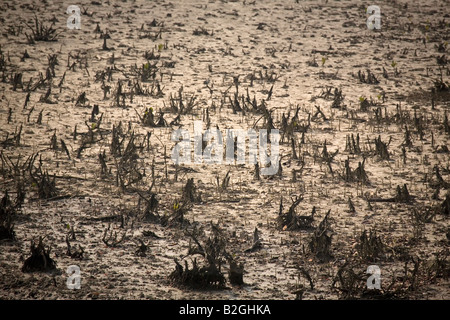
[356, 229, 386, 262]
[0, 191, 16, 240]
[21, 236, 57, 273]
[24, 15, 60, 44]
[160, 200, 192, 228]
[331, 261, 367, 299]
[182, 178, 202, 204]
[308, 210, 333, 262]
[277, 196, 315, 231]
[169, 223, 244, 289]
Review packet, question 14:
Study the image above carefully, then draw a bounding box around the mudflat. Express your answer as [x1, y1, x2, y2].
[0, 0, 449, 300]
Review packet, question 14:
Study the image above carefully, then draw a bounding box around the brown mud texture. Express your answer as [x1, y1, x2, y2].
[0, 0, 449, 300]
